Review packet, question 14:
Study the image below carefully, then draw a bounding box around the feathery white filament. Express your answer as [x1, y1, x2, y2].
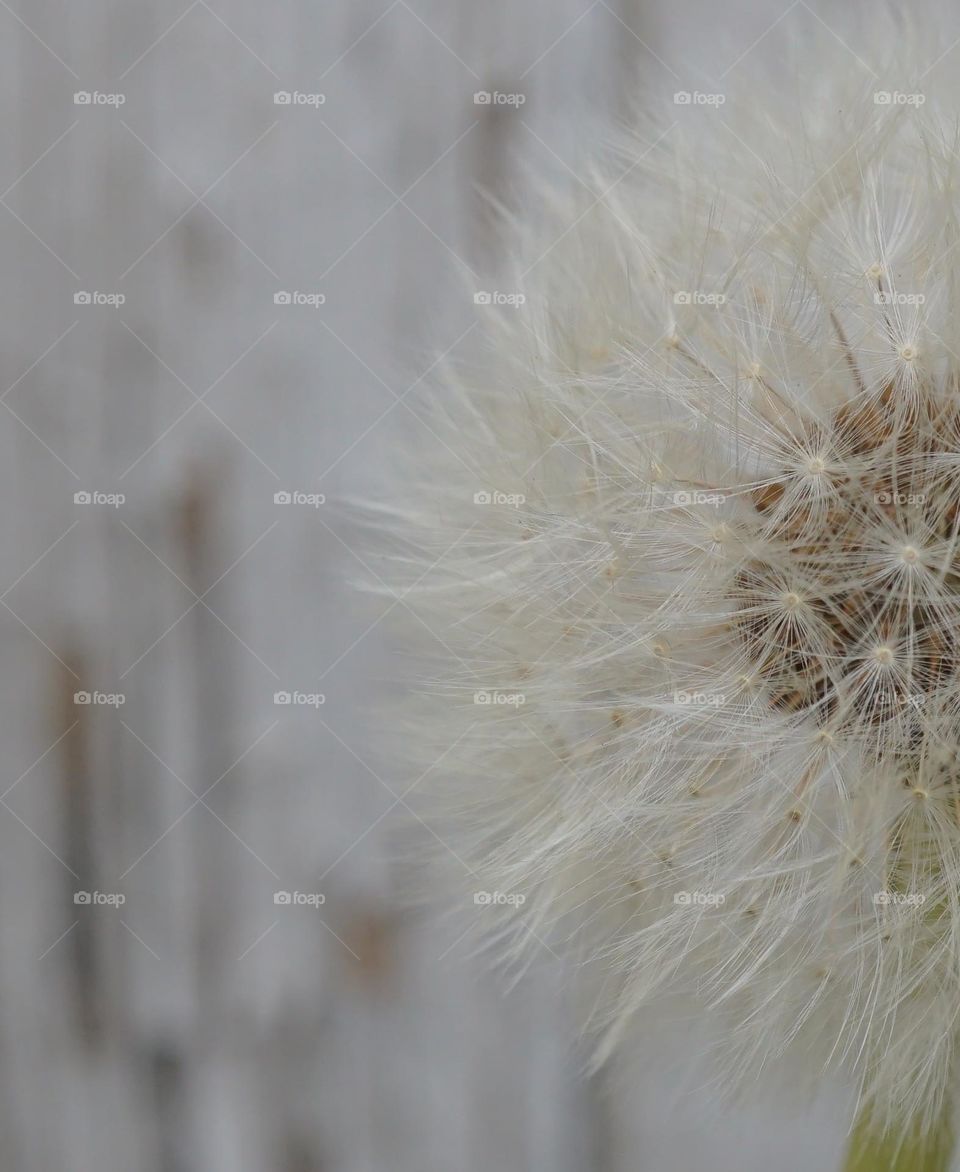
[372, 7, 960, 1136]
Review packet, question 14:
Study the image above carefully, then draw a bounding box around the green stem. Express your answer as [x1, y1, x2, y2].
[843, 1105, 954, 1172]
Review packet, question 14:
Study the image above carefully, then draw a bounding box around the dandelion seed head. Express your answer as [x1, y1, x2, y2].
[372, 2, 960, 1137]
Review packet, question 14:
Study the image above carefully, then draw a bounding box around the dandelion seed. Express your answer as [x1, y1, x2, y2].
[372, 4, 960, 1157]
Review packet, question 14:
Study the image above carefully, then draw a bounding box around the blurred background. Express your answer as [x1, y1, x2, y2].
[0, 1, 874, 1168]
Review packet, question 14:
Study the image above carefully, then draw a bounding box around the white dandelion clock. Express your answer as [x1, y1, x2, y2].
[369, 7, 960, 1168]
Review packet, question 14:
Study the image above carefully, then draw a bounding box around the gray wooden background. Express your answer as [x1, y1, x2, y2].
[0, 1, 858, 1168]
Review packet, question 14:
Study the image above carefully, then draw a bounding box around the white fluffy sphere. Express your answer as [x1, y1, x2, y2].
[373, 5, 960, 1136]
